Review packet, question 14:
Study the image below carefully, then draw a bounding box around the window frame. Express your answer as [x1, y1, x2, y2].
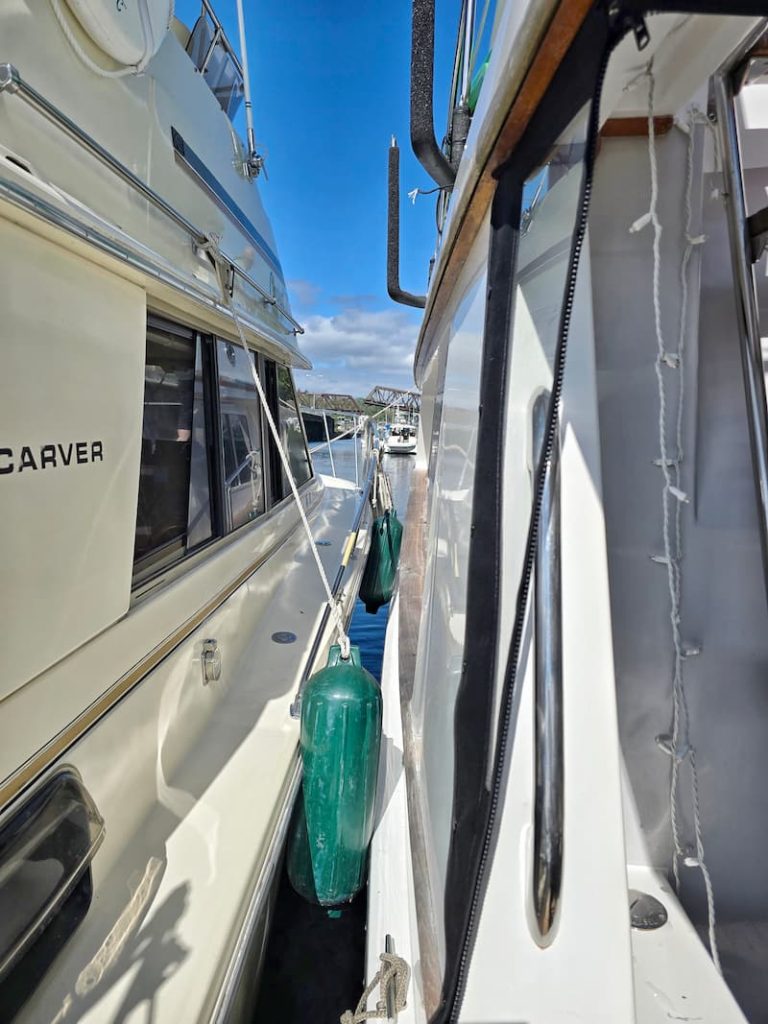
[133, 318, 217, 587]
[276, 361, 314, 496]
[132, 316, 316, 597]
[214, 338, 268, 533]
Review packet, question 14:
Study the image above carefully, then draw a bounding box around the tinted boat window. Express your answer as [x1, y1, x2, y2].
[134, 325, 213, 579]
[187, 338, 214, 549]
[263, 359, 284, 505]
[217, 339, 265, 530]
[277, 366, 312, 492]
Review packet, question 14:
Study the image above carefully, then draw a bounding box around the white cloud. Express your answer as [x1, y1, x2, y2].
[294, 306, 421, 398]
[287, 278, 322, 309]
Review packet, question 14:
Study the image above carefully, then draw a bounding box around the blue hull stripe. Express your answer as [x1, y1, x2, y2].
[171, 127, 283, 280]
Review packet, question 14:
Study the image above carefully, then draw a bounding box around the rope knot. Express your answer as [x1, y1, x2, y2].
[339, 951, 410, 1023]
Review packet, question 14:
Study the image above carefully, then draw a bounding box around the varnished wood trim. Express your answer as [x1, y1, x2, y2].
[396, 468, 443, 1015]
[398, 469, 428, 703]
[601, 115, 674, 137]
[416, 0, 593, 378]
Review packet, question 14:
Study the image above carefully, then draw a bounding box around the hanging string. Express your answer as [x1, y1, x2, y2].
[205, 241, 351, 660]
[639, 65, 720, 971]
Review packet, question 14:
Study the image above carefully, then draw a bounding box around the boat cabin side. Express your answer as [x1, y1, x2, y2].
[376, 3, 768, 1023]
[0, 3, 375, 1019]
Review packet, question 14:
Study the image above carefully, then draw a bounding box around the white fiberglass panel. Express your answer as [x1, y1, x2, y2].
[0, 217, 144, 697]
[461, 103, 633, 1020]
[11, 476, 368, 1024]
[411, 257, 488, 967]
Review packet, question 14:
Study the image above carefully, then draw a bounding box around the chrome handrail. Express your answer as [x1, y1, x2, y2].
[532, 391, 563, 939]
[197, 0, 244, 79]
[290, 443, 379, 717]
[714, 30, 768, 605]
[0, 63, 303, 336]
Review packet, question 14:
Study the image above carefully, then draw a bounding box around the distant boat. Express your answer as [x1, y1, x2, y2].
[384, 423, 417, 455]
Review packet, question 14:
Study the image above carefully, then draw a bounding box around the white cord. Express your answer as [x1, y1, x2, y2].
[644, 66, 720, 972]
[50, 0, 161, 78]
[206, 244, 351, 660]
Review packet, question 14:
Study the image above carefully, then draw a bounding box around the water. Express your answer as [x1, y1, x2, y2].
[310, 438, 415, 679]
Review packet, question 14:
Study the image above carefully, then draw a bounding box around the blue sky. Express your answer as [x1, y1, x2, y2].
[177, 0, 461, 397]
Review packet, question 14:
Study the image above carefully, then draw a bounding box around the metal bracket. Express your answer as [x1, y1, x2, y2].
[0, 63, 20, 94]
[201, 639, 222, 684]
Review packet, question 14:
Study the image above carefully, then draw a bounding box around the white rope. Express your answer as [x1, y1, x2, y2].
[642, 66, 720, 971]
[50, 0, 161, 78]
[340, 952, 410, 1023]
[206, 241, 351, 660]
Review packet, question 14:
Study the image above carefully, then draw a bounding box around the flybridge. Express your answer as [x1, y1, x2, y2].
[0, 441, 104, 474]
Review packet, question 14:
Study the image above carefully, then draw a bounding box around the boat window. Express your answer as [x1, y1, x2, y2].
[216, 339, 266, 531]
[262, 359, 285, 506]
[132, 321, 308, 584]
[276, 365, 313, 494]
[187, 338, 214, 549]
[134, 324, 214, 581]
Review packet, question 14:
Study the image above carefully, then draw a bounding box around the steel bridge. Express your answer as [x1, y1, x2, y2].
[364, 386, 421, 413]
[297, 392, 363, 413]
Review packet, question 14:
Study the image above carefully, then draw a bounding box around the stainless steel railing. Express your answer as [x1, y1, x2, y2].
[186, 0, 246, 124]
[713, 30, 768, 606]
[0, 63, 303, 336]
[196, 0, 244, 79]
[532, 391, 563, 939]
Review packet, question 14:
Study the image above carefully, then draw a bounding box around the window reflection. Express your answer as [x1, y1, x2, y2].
[216, 340, 265, 530]
[521, 134, 587, 235]
[277, 366, 312, 492]
[134, 326, 212, 579]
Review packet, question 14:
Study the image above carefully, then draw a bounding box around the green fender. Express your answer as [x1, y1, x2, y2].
[359, 509, 403, 615]
[287, 645, 382, 906]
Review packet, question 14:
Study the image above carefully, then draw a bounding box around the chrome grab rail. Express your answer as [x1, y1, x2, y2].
[197, 0, 244, 79]
[532, 392, 563, 939]
[290, 439, 379, 717]
[0, 63, 303, 335]
[713, 35, 768, 605]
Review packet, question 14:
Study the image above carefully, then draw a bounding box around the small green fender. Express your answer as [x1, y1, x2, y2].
[287, 645, 382, 906]
[360, 509, 403, 614]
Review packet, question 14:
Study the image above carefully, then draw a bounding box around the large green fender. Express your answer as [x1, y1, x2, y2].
[287, 646, 382, 906]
